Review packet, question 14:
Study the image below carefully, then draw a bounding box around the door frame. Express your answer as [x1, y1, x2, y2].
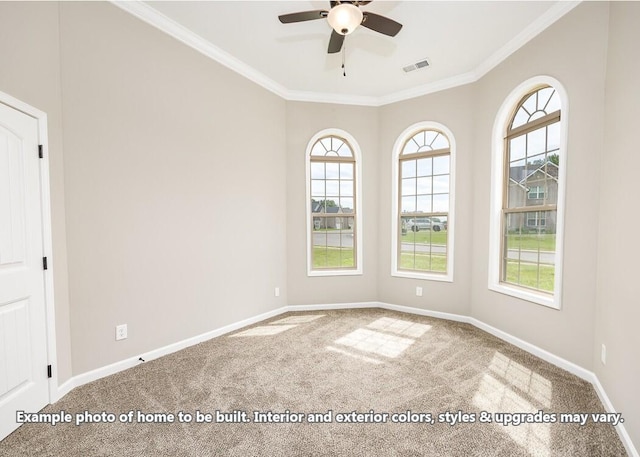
[0, 89, 58, 404]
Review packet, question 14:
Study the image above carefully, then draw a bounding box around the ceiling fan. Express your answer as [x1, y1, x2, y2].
[278, 1, 403, 54]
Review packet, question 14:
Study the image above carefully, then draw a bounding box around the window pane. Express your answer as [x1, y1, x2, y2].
[401, 178, 417, 197]
[403, 139, 420, 155]
[402, 160, 417, 178]
[433, 194, 449, 212]
[433, 175, 449, 194]
[433, 155, 449, 175]
[340, 198, 354, 212]
[311, 142, 327, 156]
[340, 180, 353, 197]
[399, 215, 447, 274]
[311, 180, 325, 197]
[546, 90, 560, 113]
[339, 163, 353, 179]
[311, 162, 325, 179]
[424, 130, 437, 147]
[503, 210, 556, 292]
[512, 108, 529, 129]
[527, 128, 546, 156]
[547, 122, 560, 152]
[326, 162, 339, 179]
[326, 180, 339, 197]
[401, 196, 416, 213]
[416, 177, 431, 195]
[537, 87, 555, 112]
[416, 195, 432, 213]
[432, 133, 450, 150]
[523, 93, 536, 115]
[417, 157, 432, 177]
[510, 135, 526, 162]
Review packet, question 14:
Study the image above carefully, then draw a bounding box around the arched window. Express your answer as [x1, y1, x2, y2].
[392, 123, 455, 281]
[306, 130, 362, 276]
[489, 77, 567, 308]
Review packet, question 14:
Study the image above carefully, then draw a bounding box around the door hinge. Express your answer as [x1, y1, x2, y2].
[47, 365, 52, 378]
[43, 257, 48, 270]
[38, 145, 43, 159]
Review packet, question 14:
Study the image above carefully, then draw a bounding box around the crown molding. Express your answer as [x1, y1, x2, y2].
[112, 0, 581, 107]
[472, 0, 581, 81]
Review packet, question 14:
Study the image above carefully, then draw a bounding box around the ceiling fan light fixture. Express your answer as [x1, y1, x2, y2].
[327, 3, 363, 35]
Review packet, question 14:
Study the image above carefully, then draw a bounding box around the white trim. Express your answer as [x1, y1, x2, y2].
[390, 122, 456, 282]
[286, 89, 380, 107]
[488, 76, 568, 310]
[111, 1, 579, 107]
[54, 300, 637, 454]
[473, 2, 581, 83]
[378, 71, 478, 106]
[67, 307, 288, 389]
[305, 129, 363, 276]
[591, 376, 640, 457]
[0, 91, 59, 405]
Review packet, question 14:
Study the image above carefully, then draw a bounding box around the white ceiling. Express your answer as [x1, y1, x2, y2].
[117, 1, 579, 106]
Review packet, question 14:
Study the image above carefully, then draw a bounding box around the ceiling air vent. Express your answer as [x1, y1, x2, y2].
[403, 58, 430, 73]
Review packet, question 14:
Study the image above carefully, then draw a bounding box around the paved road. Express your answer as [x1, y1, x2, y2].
[315, 233, 554, 264]
[313, 232, 354, 248]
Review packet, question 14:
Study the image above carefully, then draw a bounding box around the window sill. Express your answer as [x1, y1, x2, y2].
[488, 282, 560, 310]
[308, 269, 363, 277]
[392, 270, 453, 282]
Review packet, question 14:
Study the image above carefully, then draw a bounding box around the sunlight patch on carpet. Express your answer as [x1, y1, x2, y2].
[325, 346, 383, 364]
[488, 352, 552, 407]
[229, 325, 297, 337]
[367, 317, 431, 338]
[334, 328, 414, 358]
[472, 352, 552, 457]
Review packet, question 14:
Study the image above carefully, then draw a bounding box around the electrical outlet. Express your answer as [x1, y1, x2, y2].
[416, 286, 423, 297]
[275, 287, 280, 297]
[116, 324, 128, 341]
[601, 344, 606, 365]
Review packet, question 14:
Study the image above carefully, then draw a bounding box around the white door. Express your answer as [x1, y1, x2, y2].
[0, 102, 49, 440]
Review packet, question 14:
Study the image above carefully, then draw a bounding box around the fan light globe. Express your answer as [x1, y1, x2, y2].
[327, 3, 363, 35]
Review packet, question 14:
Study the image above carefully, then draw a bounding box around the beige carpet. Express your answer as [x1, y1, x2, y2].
[0, 308, 627, 456]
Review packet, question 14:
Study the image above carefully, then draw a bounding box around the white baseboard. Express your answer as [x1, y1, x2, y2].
[55, 301, 637, 456]
[590, 374, 639, 457]
[56, 306, 289, 398]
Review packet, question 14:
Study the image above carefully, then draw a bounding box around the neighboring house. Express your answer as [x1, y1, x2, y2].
[311, 200, 352, 229]
[507, 161, 559, 232]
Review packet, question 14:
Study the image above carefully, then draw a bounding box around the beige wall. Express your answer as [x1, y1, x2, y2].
[469, 2, 610, 370]
[1, 1, 637, 446]
[0, 2, 73, 384]
[286, 102, 379, 305]
[595, 2, 640, 447]
[376, 85, 475, 316]
[59, 3, 287, 374]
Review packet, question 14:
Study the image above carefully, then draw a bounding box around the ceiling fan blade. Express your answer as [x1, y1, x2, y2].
[361, 12, 403, 37]
[328, 30, 345, 54]
[278, 10, 327, 24]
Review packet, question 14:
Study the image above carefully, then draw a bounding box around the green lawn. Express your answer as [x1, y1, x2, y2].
[313, 246, 354, 268]
[401, 230, 447, 245]
[504, 261, 555, 292]
[400, 252, 447, 272]
[506, 233, 555, 252]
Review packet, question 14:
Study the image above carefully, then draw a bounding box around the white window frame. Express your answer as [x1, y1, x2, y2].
[488, 76, 568, 309]
[391, 121, 456, 282]
[305, 128, 363, 277]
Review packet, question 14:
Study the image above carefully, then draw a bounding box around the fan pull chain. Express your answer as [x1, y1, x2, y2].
[342, 41, 347, 77]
